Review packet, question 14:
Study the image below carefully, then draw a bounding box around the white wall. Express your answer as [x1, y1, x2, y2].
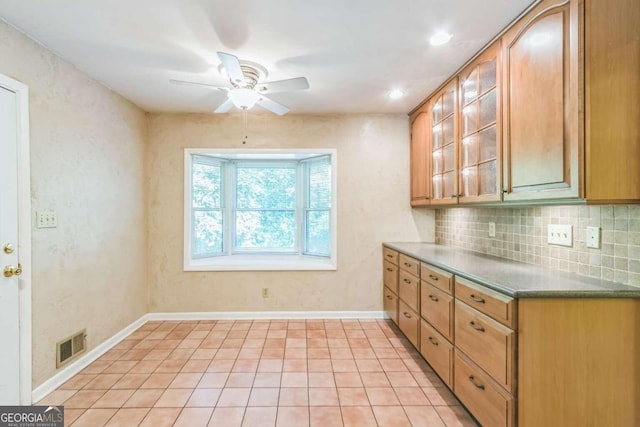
[0, 21, 148, 388]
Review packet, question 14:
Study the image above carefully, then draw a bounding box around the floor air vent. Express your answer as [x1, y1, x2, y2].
[56, 329, 87, 368]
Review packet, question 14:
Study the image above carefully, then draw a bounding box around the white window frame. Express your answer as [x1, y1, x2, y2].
[184, 148, 337, 271]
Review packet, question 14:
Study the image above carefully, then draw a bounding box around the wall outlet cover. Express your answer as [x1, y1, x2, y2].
[586, 226, 601, 249]
[489, 222, 496, 238]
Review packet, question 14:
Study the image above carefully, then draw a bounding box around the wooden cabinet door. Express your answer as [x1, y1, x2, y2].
[501, 0, 580, 201]
[430, 79, 459, 205]
[410, 112, 430, 206]
[458, 43, 502, 203]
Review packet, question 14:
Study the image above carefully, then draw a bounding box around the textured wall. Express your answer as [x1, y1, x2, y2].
[0, 21, 148, 387]
[436, 205, 640, 287]
[147, 113, 435, 312]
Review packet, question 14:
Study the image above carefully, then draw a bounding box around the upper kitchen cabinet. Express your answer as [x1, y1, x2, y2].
[458, 43, 502, 203]
[501, 0, 580, 201]
[430, 79, 459, 205]
[410, 111, 431, 206]
[584, 0, 640, 202]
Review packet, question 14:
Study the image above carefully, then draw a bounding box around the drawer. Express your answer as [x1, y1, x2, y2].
[398, 253, 420, 276]
[420, 282, 454, 341]
[456, 277, 516, 328]
[421, 263, 453, 294]
[454, 350, 515, 427]
[420, 320, 453, 388]
[383, 247, 399, 265]
[398, 300, 419, 348]
[398, 269, 419, 312]
[455, 300, 516, 393]
[383, 260, 398, 294]
[383, 286, 399, 325]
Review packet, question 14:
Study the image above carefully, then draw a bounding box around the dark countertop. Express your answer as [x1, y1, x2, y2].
[384, 242, 640, 298]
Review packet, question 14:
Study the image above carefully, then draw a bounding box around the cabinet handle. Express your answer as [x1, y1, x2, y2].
[403, 312, 412, 319]
[403, 278, 412, 284]
[450, 194, 458, 198]
[403, 262, 412, 267]
[429, 274, 439, 281]
[469, 294, 485, 303]
[501, 188, 508, 194]
[428, 336, 439, 346]
[468, 375, 485, 390]
[469, 321, 485, 332]
[386, 254, 394, 258]
[428, 294, 439, 302]
[386, 267, 393, 272]
[386, 295, 393, 300]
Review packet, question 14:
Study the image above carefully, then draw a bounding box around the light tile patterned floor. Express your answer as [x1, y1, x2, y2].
[38, 319, 478, 426]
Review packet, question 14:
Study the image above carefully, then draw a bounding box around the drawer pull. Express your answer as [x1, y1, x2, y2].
[468, 375, 485, 390]
[386, 254, 394, 258]
[386, 267, 393, 272]
[403, 262, 412, 267]
[429, 274, 439, 281]
[469, 294, 486, 303]
[469, 321, 485, 332]
[428, 294, 439, 302]
[403, 312, 412, 319]
[403, 278, 412, 284]
[428, 336, 439, 346]
[385, 295, 393, 300]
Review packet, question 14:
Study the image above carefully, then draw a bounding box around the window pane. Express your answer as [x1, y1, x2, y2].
[308, 159, 331, 209]
[193, 210, 223, 256]
[235, 210, 296, 250]
[305, 210, 330, 256]
[192, 162, 222, 209]
[236, 166, 296, 209]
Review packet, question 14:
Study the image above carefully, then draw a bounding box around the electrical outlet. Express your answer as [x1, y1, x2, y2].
[586, 226, 601, 249]
[36, 211, 57, 228]
[262, 288, 269, 298]
[488, 222, 496, 238]
[547, 224, 573, 247]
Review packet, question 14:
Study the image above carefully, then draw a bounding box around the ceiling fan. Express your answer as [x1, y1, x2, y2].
[170, 52, 309, 116]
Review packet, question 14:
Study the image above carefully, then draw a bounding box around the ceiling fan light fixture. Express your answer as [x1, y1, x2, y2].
[228, 88, 260, 110]
[430, 31, 452, 46]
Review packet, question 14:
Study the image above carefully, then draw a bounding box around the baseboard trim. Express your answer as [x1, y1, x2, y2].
[31, 310, 385, 402]
[146, 311, 385, 321]
[31, 313, 151, 403]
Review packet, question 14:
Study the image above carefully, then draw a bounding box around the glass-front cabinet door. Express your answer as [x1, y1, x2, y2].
[430, 79, 458, 204]
[458, 44, 501, 203]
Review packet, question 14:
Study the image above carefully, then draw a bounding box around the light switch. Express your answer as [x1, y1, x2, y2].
[547, 224, 572, 247]
[36, 211, 57, 228]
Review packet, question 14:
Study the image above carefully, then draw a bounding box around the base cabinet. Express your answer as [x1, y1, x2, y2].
[454, 351, 515, 427]
[383, 245, 640, 426]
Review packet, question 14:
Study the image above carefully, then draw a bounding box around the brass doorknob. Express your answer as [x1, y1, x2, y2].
[3, 264, 22, 278]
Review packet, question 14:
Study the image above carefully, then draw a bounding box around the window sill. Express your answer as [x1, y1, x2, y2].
[185, 255, 337, 271]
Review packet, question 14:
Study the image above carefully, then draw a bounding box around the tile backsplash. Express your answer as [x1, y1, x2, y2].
[435, 205, 640, 287]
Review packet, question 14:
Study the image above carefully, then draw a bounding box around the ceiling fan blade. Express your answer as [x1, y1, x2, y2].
[170, 79, 228, 91]
[214, 98, 235, 113]
[257, 95, 290, 116]
[256, 77, 309, 94]
[217, 52, 245, 85]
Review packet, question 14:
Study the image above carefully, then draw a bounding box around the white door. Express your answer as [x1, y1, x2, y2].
[0, 83, 23, 404]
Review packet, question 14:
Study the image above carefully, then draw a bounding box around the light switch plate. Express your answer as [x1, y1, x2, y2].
[488, 222, 496, 238]
[586, 226, 601, 249]
[36, 211, 57, 228]
[547, 224, 572, 247]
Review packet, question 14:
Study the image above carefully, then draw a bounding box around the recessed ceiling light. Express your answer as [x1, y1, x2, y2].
[388, 89, 404, 99]
[430, 31, 452, 46]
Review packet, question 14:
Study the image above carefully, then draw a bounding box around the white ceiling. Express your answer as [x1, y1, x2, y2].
[0, 0, 534, 115]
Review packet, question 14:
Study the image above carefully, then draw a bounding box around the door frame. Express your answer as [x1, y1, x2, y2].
[0, 73, 32, 404]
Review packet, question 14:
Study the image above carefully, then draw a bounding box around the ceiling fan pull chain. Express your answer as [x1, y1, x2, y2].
[243, 108, 248, 144]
